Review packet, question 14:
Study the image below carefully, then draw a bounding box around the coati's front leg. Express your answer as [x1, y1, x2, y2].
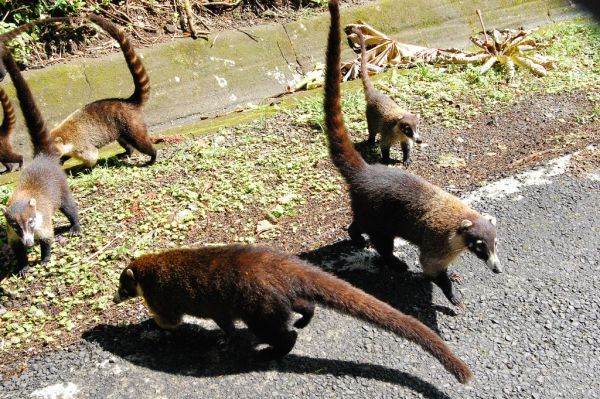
[9, 238, 29, 277]
[117, 138, 135, 159]
[245, 314, 298, 361]
[421, 257, 463, 307]
[401, 140, 412, 167]
[39, 238, 53, 264]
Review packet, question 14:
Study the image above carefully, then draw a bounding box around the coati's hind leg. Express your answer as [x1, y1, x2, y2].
[123, 134, 156, 166]
[348, 220, 367, 248]
[292, 297, 315, 329]
[60, 192, 81, 236]
[116, 138, 135, 159]
[244, 312, 298, 361]
[153, 312, 183, 329]
[370, 233, 408, 272]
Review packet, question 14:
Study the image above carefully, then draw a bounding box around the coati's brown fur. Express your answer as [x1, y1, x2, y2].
[324, 0, 501, 307]
[114, 245, 474, 384]
[0, 87, 23, 172]
[48, 14, 156, 167]
[353, 28, 421, 166]
[1, 43, 80, 276]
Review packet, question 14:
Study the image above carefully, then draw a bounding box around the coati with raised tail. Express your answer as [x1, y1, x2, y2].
[1, 43, 80, 276]
[114, 245, 474, 384]
[0, 87, 23, 172]
[325, 0, 501, 307]
[47, 14, 156, 167]
[352, 28, 421, 166]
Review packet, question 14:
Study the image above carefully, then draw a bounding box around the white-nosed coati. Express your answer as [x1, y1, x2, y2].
[0, 87, 23, 172]
[47, 14, 156, 167]
[353, 28, 421, 166]
[325, 0, 501, 307]
[113, 245, 474, 384]
[1, 43, 80, 276]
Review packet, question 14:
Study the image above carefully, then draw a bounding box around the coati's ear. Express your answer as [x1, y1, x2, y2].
[29, 198, 36, 208]
[458, 219, 473, 233]
[126, 268, 135, 280]
[483, 213, 497, 226]
[54, 137, 63, 144]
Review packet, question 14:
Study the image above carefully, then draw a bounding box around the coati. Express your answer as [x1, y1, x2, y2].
[114, 245, 474, 384]
[0, 87, 23, 172]
[324, 0, 501, 307]
[1, 43, 80, 276]
[353, 28, 421, 166]
[47, 14, 156, 167]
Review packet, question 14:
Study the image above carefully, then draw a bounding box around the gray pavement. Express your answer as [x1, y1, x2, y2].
[2, 160, 599, 399]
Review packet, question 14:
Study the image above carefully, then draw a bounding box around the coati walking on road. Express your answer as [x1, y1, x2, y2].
[114, 245, 474, 384]
[0, 87, 23, 172]
[1, 43, 80, 276]
[325, 0, 501, 307]
[48, 14, 156, 167]
[354, 28, 421, 165]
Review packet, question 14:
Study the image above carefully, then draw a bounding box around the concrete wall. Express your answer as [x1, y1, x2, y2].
[0, 0, 575, 160]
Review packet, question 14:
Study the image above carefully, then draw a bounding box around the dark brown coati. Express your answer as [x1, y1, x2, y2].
[325, 0, 501, 307]
[47, 14, 156, 167]
[1, 43, 80, 276]
[0, 87, 23, 172]
[353, 28, 421, 166]
[113, 245, 474, 384]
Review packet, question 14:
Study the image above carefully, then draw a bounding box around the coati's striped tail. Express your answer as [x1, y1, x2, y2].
[0, 17, 73, 43]
[300, 266, 474, 384]
[89, 14, 150, 107]
[0, 45, 52, 156]
[0, 87, 16, 134]
[355, 29, 376, 96]
[324, 0, 367, 181]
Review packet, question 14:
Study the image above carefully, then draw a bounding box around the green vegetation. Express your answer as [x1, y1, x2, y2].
[0, 18, 598, 363]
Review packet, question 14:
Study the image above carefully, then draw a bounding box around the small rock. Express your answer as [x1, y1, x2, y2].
[164, 24, 177, 34]
[256, 220, 275, 234]
[213, 135, 226, 146]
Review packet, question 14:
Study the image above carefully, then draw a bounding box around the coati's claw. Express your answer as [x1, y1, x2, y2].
[69, 227, 81, 237]
[403, 159, 412, 167]
[449, 272, 463, 283]
[16, 265, 30, 278]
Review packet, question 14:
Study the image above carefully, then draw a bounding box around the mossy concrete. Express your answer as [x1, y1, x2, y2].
[0, 0, 576, 177]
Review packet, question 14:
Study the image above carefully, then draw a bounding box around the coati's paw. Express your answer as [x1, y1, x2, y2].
[402, 159, 412, 167]
[448, 293, 465, 308]
[448, 272, 463, 283]
[69, 226, 81, 237]
[16, 265, 30, 278]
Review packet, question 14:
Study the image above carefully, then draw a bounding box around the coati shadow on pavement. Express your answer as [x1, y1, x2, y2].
[83, 320, 453, 399]
[299, 239, 457, 335]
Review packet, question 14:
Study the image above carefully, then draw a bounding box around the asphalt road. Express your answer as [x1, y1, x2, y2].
[2, 159, 599, 399]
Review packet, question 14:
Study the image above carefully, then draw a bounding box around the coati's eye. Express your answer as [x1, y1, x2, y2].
[28, 218, 35, 227]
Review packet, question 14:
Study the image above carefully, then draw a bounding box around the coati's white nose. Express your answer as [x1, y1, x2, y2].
[22, 233, 35, 247]
[414, 133, 423, 144]
[486, 253, 502, 273]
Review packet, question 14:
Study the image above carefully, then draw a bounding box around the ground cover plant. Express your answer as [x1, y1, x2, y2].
[0, 17, 598, 378]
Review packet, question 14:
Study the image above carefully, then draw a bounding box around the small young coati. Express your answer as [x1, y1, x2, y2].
[325, 0, 501, 307]
[0, 87, 23, 172]
[354, 28, 421, 166]
[47, 14, 156, 167]
[1, 43, 80, 276]
[114, 245, 474, 384]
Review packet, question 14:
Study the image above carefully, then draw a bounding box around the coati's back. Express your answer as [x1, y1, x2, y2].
[10, 154, 68, 209]
[350, 164, 477, 245]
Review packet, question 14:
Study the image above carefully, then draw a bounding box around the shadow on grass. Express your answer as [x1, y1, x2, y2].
[83, 320, 453, 399]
